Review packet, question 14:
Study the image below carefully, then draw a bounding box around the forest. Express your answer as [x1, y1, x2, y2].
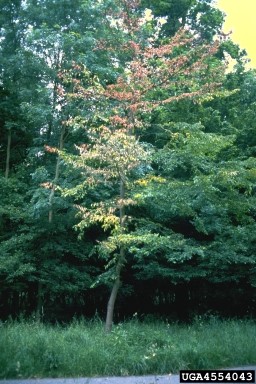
[1, 0, 256, 332]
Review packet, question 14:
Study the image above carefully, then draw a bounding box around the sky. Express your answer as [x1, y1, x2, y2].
[215, 0, 256, 68]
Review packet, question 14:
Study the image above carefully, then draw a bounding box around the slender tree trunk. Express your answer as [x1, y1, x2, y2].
[46, 80, 58, 144]
[105, 178, 125, 333]
[105, 259, 122, 333]
[5, 129, 11, 179]
[48, 126, 65, 223]
[47, 48, 63, 144]
[35, 281, 44, 321]
[36, 126, 65, 320]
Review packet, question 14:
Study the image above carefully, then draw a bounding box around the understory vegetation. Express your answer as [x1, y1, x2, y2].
[0, 318, 256, 379]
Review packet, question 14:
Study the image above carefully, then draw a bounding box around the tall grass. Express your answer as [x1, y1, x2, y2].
[0, 317, 255, 379]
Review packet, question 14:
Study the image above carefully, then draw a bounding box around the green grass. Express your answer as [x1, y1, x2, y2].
[0, 317, 256, 379]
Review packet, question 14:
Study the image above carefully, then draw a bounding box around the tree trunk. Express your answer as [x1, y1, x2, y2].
[5, 129, 11, 179]
[35, 281, 44, 321]
[105, 178, 125, 333]
[105, 263, 121, 333]
[48, 126, 65, 223]
[35, 126, 65, 320]
[46, 80, 58, 144]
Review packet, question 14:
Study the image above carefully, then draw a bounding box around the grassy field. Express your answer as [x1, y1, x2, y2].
[0, 317, 256, 379]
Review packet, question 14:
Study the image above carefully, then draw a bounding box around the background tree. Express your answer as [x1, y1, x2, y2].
[141, 0, 224, 40]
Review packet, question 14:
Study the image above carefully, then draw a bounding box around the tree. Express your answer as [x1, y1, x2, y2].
[0, 0, 32, 177]
[141, 0, 224, 40]
[58, 0, 227, 331]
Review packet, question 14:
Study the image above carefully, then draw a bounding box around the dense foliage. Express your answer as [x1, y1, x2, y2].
[1, 0, 256, 327]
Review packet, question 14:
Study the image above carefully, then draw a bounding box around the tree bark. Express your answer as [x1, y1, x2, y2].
[105, 260, 122, 333]
[5, 129, 11, 179]
[105, 178, 125, 332]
